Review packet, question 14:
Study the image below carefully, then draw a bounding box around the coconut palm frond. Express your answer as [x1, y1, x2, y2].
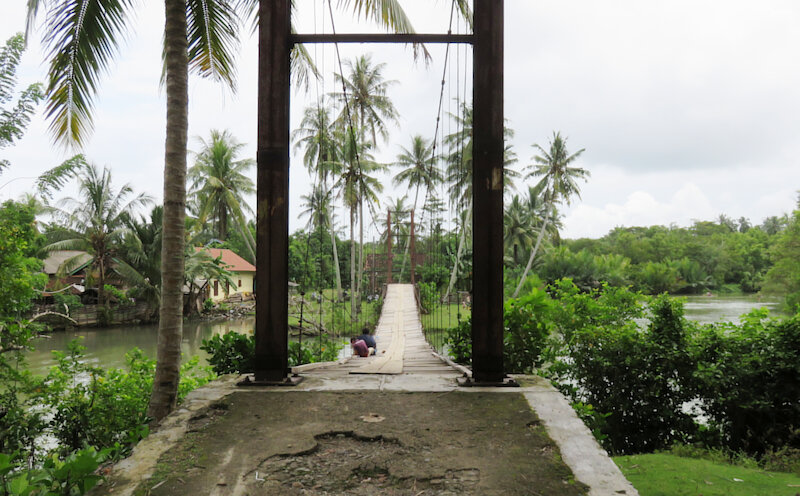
[37, 0, 136, 147]
[186, 0, 242, 90]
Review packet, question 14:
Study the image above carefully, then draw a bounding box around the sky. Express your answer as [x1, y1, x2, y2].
[1, 0, 798, 239]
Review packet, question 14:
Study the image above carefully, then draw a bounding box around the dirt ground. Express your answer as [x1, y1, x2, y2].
[99, 391, 588, 496]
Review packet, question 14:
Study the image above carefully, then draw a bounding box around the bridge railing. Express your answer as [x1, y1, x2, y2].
[414, 284, 470, 354]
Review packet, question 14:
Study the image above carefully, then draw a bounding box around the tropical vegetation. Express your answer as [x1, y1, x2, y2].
[1, 1, 799, 491]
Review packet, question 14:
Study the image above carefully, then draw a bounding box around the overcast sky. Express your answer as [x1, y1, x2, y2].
[1, 1, 798, 239]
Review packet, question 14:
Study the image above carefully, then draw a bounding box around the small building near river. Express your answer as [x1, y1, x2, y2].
[195, 247, 256, 302]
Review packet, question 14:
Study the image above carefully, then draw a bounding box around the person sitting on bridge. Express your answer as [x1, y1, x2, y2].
[350, 337, 370, 357]
[357, 328, 377, 355]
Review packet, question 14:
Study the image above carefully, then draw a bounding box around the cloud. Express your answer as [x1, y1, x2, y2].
[2, 1, 799, 241]
[564, 182, 716, 238]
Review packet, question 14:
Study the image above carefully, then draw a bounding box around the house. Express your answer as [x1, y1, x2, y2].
[40, 250, 125, 304]
[195, 248, 256, 302]
[42, 250, 93, 286]
[40, 250, 93, 301]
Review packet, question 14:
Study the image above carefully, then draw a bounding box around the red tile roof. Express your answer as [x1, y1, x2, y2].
[195, 247, 256, 272]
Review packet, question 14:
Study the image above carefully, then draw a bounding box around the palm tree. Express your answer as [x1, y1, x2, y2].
[394, 135, 440, 212]
[512, 131, 589, 298]
[188, 129, 256, 258]
[442, 104, 518, 301]
[504, 196, 533, 267]
[184, 248, 236, 315]
[292, 100, 338, 179]
[292, 100, 343, 299]
[28, 0, 241, 422]
[116, 206, 164, 320]
[299, 184, 341, 293]
[27, 0, 458, 421]
[393, 135, 439, 279]
[333, 54, 399, 146]
[46, 163, 152, 307]
[331, 131, 385, 317]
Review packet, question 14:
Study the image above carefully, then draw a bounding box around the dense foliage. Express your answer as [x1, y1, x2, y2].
[0, 337, 214, 493]
[445, 279, 800, 459]
[763, 205, 800, 311]
[529, 218, 780, 296]
[201, 331, 344, 375]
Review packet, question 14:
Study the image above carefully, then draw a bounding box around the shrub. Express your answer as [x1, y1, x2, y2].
[201, 331, 345, 373]
[417, 281, 438, 314]
[554, 295, 698, 454]
[0, 447, 111, 496]
[547, 278, 645, 343]
[444, 286, 553, 372]
[503, 288, 552, 373]
[53, 292, 83, 311]
[444, 317, 472, 365]
[45, 340, 214, 454]
[692, 310, 800, 454]
[200, 332, 255, 375]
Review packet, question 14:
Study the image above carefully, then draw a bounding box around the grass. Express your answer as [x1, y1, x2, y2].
[420, 303, 470, 329]
[287, 288, 381, 336]
[420, 303, 469, 351]
[614, 453, 800, 496]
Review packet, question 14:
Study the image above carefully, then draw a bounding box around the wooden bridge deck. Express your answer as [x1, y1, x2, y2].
[296, 284, 461, 379]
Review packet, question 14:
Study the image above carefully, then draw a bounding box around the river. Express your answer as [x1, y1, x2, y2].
[24, 317, 256, 377]
[23, 295, 786, 374]
[682, 294, 783, 324]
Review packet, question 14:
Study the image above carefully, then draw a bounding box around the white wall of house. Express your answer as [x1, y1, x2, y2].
[209, 272, 255, 302]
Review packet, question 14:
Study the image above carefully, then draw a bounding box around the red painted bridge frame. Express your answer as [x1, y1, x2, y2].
[253, 0, 505, 384]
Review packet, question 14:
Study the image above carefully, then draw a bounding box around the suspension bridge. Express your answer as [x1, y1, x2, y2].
[295, 284, 463, 381]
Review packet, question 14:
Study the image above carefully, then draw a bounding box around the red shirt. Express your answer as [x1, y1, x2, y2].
[352, 339, 369, 357]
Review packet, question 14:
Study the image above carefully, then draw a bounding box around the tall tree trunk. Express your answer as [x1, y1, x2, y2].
[443, 205, 471, 302]
[512, 209, 551, 298]
[356, 197, 364, 314]
[148, 0, 188, 423]
[328, 209, 343, 300]
[219, 202, 228, 240]
[98, 255, 106, 308]
[349, 206, 356, 320]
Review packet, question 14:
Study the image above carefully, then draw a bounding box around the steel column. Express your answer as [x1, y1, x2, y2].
[471, 0, 505, 383]
[254, 0, 291, 382]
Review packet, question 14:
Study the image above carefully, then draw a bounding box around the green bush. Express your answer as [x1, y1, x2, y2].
[554, 295, 698, 454]
[417, 281, 438, 314]
[444, 287, 553, 372]
[200, 332, 255, 375]
[0, 446, 110, 496]
[202, 332, 345, 373]
[692, 310, 800, 454]
[290, 337, 343, 366]
[761, 446, 800, 475]
[444, 317, 472, 365]
[52, 292, 83, 311]
[45, 340, 213, 454]
[503, 288, 552, 373]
